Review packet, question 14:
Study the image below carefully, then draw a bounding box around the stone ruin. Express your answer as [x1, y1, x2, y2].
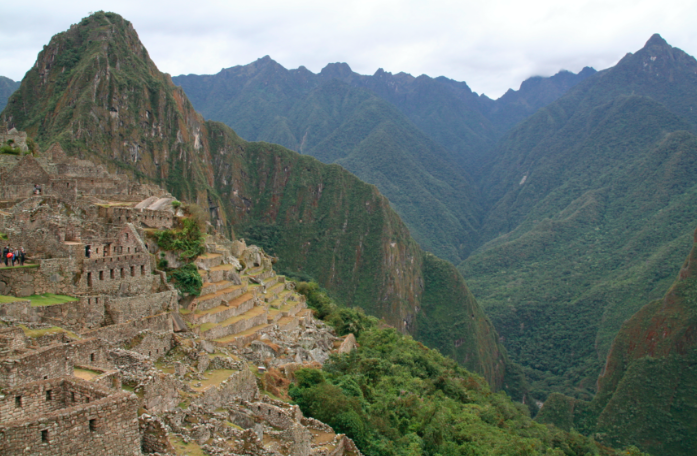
[0, 139, 361, 456]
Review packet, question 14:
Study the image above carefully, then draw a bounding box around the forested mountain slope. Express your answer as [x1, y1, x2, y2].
[175, 59, 484, 262]
[0, 11, 513, 390]
[536, 226, 697, 456]
[461, 34, 697, 400]
[173, 61, 592, 262]
[0, 76, 20, 112]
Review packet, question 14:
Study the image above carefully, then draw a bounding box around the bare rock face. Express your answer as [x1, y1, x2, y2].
[338, 333, 357, 354]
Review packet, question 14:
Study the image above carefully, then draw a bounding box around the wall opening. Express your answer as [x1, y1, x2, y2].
[71, 391, 76, 402]
[87, 272, 92, 287]
[89, 419, 97, 432]
[110, 269, 115, 279]
[46, 389, 52, 401]
[90, 353, 95, 363]
[130, 266, 135, 277]
[15, 395, 22, 407]
[99, 270, 103, 281]
[41, 429, 48, 443]
[141, 265, 145, 275]
[120, 268, 125, 278]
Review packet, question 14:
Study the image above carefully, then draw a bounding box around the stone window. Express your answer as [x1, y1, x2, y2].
[86, 397, 90, 403]
[15, 395, 22, 407]
[95, 297, 99, 304]
[41, 429, 48, 443]
[110, 269, 115, 279]
[125, 233, 129, 240]
[120, 268, 125, 278]
[131, 266, 135, 277]
[89, 419, 97, 432]
[46, 389, 52, 401]
[90, 353, 95, 363]
[141, 265, 145, 275]
[127, 247, 130, 253]
[99, 271, 103, 281]
[71, 391, 76, 402]
[87, 272, 93, 287]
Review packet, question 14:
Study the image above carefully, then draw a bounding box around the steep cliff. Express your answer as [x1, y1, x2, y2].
[0, 11, 511, 389]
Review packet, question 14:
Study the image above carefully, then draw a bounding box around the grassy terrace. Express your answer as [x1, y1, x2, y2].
[20, 325, 79, 339]
[0, 293, 78, 306]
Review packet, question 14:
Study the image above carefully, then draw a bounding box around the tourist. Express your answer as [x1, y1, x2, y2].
[19, 247, 25, 266]
[2, 245, 8, 267]
[7, 248, 14, 267]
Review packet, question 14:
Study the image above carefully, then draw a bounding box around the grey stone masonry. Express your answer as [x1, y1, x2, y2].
[0, 377, 140, 455]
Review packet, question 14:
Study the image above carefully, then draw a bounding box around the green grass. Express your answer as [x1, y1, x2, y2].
[27, 293, 78, 307]
[0, 294, 77, 306]
[19, 325, 78, 339]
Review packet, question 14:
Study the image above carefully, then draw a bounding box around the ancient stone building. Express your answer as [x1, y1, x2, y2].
[0, 139, 362, 456]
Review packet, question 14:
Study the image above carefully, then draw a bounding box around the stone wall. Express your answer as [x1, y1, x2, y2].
[82, 252, 153, 296]
[142, 373, 181, 413]
[248, 401, 296, 430]
[0, 344, 72, 389]
[0, 377, 109, 421]
[194, 368, 259, 411]
[127, 331, 174, 360]
[67, 338, 111, 370]
[107, 290, 177, 325]
[80, 312, 173, 344]
[0, 258, 80, 298]
[0, 378, 140, 456]
[0, 327, 25, 353]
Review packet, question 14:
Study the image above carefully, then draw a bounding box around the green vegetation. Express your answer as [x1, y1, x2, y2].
[534, 236, 697, 455]
[152, 217, 206, 262]
[290, 324, 623, 455]
[27, 293, 78, 306]
[19, 325, 78, 339]
[0, 293, 76, 306]
[459, 37, 697, 401]
[0, 139, 22, 155]
[151, 217, 205, 296]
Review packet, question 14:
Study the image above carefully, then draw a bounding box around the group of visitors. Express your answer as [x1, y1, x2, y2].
[3, 245, 26, 266]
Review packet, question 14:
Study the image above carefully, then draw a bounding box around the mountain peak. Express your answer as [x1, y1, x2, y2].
[319, 62, 353, 80]
[644, 33, 668, 48]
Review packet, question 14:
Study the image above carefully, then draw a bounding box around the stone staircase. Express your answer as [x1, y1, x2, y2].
[181, 249, 307, 349]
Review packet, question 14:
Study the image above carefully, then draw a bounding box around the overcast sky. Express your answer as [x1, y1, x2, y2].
[1, 0, 695, 98]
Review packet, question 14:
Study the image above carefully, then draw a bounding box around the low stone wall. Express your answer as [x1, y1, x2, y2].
[249, 401, 296, 430]
[0, 344, 72, 389]
[80, 312, 173, 344]
[128, 331, 174, 360]
[194, 368, 259, 411]
[0, 259, 79, 297]
[0, 378, 140, 455]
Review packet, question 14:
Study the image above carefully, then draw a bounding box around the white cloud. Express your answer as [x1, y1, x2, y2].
[1, 0, 695, 98]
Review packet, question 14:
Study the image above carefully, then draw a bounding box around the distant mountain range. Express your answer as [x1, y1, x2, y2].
[173, 34, 697, 409]
[173, 62, 594, 263]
